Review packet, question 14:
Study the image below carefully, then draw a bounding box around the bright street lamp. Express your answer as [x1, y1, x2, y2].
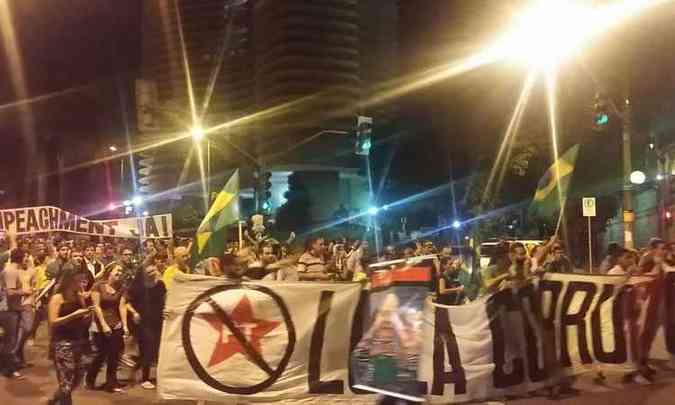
[109, 145, 118, 152]
[495, 0, 652, 73]
[191, 125, 205, 142]
[630, 170, 646, 185]
[131, 195, 144, 206]
[498, 0, 597, 72]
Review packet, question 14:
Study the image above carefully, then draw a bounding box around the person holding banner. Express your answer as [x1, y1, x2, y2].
[436, 257, 467, 305]
[162, 246, 191, 291]
[297, 237, 331, 281]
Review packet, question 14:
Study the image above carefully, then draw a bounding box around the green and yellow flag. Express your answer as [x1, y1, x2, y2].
[529, 145, 580, 219]
[193, 169, 240, 262]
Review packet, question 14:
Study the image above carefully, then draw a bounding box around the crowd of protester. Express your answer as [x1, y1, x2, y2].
[0, 229, 673, 403]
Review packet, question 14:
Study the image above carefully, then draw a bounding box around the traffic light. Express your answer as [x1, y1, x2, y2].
[355, 115, 373, 156]
[592, 92, 609, 131]
[257, 171, 272, 213]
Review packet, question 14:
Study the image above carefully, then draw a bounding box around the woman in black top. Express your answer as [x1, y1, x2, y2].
[86, 264, 130, 393]
[128, 264, 166, 389]
[47, 267, 95, 405]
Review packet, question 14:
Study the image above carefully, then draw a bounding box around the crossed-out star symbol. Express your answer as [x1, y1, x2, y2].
[200, 295, 281, 368]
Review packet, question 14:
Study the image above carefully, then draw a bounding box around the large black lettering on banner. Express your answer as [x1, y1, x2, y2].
[486, 291, 525, 388]
[517, 284, 548, 382]
[559, 281, 595, 367]
[665, 272, 675, 355]
[347, 290, 370, 395]
[308, 291, 343, 394]
[590, 284, 627, 363]
[431, 306, 467, 396]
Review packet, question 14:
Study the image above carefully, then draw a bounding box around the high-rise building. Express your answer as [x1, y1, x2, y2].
[137, 0, 399, 219]
[136, 0, 255, 197]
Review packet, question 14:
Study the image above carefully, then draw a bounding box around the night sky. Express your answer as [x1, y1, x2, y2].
[1, 1, 675, 211]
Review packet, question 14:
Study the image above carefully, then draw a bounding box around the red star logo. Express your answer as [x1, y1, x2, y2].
[200, 295, 281, 367]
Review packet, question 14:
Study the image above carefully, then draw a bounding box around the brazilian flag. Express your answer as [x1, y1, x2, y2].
[192, 169, 240, 263]
[529, 145, 580, 219]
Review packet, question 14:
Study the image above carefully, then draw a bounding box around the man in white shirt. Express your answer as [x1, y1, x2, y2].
[4, 248, 36, 368]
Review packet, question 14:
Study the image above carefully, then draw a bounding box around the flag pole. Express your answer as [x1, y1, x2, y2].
[238, 220, 244, 249]
[555, 204, 565, 236]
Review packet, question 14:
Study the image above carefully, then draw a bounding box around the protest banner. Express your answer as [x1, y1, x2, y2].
[0, 206, 172, 238]
[159, 270, 668, 404]
[158, 274, 365, 403]
[106, 213, 173, 239]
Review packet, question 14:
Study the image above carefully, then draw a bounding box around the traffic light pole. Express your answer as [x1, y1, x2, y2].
[622, 97, 635, 249]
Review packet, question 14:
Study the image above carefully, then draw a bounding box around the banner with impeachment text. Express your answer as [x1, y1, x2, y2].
[0, 206, 172, 238]
[159, 270, 672, 404]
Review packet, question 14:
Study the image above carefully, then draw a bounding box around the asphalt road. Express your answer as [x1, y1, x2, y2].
[3, 325, 675, 405]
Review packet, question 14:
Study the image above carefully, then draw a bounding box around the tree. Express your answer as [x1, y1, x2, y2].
[276, 172, 311, 231]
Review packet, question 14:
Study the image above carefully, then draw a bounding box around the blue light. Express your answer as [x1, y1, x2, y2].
[595, 113, 609, 126]
[367, 206, 379, 216]
[452, 220, 461, 229]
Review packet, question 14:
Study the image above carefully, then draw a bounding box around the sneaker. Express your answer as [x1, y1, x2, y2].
[593, 372, 606, 385]
[632, 374, 652, 385]
[140, 381, 156, 390]
[104, 385, 125, 394]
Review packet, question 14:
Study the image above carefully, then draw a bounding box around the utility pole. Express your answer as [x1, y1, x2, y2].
[622, 93, 635, 249]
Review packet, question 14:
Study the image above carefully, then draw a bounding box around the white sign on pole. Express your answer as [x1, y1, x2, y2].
[582, 197, 596, 217]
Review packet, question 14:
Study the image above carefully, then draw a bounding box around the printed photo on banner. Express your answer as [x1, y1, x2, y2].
[350, 256, 434, 402]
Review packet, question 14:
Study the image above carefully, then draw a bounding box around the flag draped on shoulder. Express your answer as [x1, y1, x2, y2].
[193, 170, 240, 262]
[529, 144, 579, 219]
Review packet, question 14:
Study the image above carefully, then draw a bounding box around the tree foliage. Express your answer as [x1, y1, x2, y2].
[276, 172, 311, 231]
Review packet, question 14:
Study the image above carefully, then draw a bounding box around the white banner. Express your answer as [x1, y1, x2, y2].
[159, 271, 672, 404]
[0, 206, 172, 238]
[158, 274, 365, 403]
[106, 214, 173, 239]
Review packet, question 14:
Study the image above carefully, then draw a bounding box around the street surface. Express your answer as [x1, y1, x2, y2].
[3, 325, 675, 405]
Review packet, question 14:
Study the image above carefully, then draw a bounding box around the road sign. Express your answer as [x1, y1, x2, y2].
[582, 197, 596, 217]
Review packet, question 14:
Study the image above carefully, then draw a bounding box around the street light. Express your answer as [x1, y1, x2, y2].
[131, 195, 143, 206]
[497, 1, 597, 72]
[109, 145, 118, 152]
[630, 170, 646, 185]
[191, 125, 205, 141]
[367, 206, 379, 216]
[452, 220, 461, 230]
